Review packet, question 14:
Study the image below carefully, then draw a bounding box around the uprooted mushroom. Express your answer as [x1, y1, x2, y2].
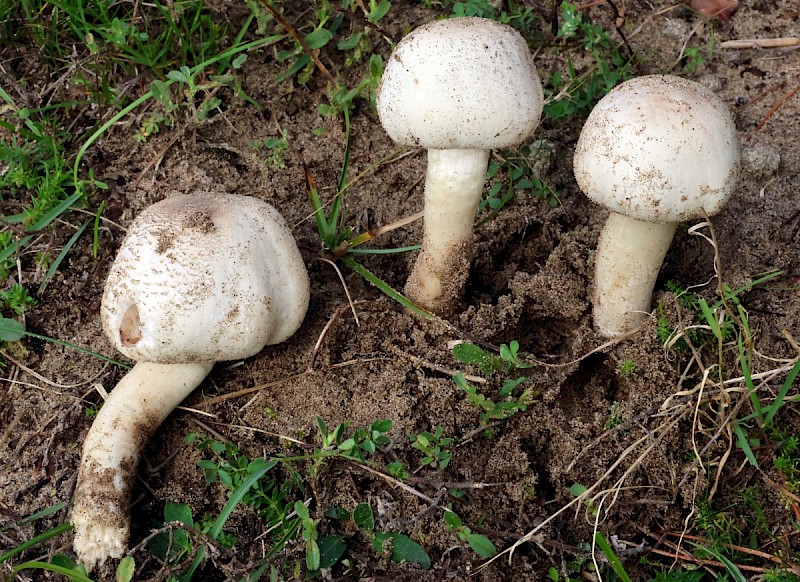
[71, 193, 310, 570]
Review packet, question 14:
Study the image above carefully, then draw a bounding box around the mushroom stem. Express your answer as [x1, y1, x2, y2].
[405, 148, 490, 315]
[593, 213, 677, 337]
[72, 361, 214, 571]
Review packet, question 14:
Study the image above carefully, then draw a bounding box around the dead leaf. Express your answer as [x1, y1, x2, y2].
[690, 0, 738, 22]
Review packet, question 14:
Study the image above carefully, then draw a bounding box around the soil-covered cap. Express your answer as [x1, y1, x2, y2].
[574, 75, 740, 223]
[101, 193, 309, 363]
[377, 17, 543, 150]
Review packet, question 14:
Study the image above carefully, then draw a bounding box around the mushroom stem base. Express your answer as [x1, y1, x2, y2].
[72, 361, 213, 570]
[593, 213, 677, 337]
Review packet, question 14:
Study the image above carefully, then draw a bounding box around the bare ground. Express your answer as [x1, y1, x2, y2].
[2, 1, 800, 580]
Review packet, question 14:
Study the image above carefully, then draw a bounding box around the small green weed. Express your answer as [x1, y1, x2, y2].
[604, 402, 624, 430]
[446, 0, 543, 34]
[692, 498, 743, 556]
[773, 435, 800, 495]
[295, 501, 321, 571]
[0, 504, 134, 582]
[658, 271, 783, 354]
[454, 373, 536, 429]
[451, 341, 537, 430]
[148, 501, 236, 567]
[544, 2, 634, 120]
[617, 359, 637, 380]
[386, 461, 410, 481]
[452, 340, 535, 375]
[410, 427, 453, 470]
[0, 93, 107, 234]
[322, 501, 431, 571]
[188, 433, 300, 527]
[0, 284, 35, 316]
[443, 510, 497, 558]
[316, 417, 392, 463]
[261, 130, 290, 169]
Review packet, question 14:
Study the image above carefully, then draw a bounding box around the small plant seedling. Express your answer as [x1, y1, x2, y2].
[295, 501, 320, 572]
[604, 402, 624, 430]
[338, 419, 392, 461]
[316, 417, 393, 462]
[410, 427, 453, 470]
[323, 502, 431, 570]
[452, 340, 535, 374]
[443, 510, 497, 558]
[454, 373, 536, 429]
[262, 130, 289, 169]
[617, 359, 637, 380]
[386, 461, 410, 480]
[0, 284, 35, 316]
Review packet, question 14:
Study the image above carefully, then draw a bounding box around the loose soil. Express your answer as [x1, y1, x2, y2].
[2, 1, 800, 581]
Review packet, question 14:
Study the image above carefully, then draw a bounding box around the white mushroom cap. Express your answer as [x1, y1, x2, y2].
[377, 17, 544, 150]
[574, 75, 740, 223]
[101, 193, 309, 363]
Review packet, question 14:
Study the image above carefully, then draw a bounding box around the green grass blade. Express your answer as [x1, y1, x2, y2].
[39, 219, 90, 293]
[738, 335, 763, 422]
[337, 105, 351, 193]
[710, 269, 784, 310]
[348, 244, 421, 255]
[73, 91, 154, 186]
[593, 531, 631, 582]
[307, 186, 336, 248]
[0, 235, 34, 267]
[182, 459, 278, 581]
[73, 34, 283, 186]
[27, 191, 85, 232]
[11, 560, 93, 582]
[733, 421, 759, 468]
[209, 459, 278, 540]
[764, 357, 800, 428]
[0, 522, 73, 564]
[92, 201, 106, 259]
[20, 331, 130, 368]
[698, 298, 721, 340]
[690, 542, 746, 582]
[340, 256, 433, 320]
[17, 502, 67, 526]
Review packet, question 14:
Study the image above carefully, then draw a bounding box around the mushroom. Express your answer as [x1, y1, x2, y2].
[71, 193, 310, 570]
[573, 75, 740, 337]
[377, 17, 543, 315]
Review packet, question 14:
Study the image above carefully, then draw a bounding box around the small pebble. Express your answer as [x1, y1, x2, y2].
[525, 139, 557, 177]
[697, 74, 726, 92]
[662, 18, 691, 40]
[742, 145, 781, 179]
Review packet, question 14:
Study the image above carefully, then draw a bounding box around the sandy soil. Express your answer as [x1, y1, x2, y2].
[2, 1, 799, 580]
